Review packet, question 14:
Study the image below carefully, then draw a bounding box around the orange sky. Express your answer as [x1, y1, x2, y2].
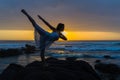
[0, 30, 120, 40]
[0, 0, 120, 40]
[0, 30, 33, 40]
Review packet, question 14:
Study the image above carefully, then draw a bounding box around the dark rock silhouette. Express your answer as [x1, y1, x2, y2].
[23, 71, 55, 80]
[95, 63, 120, 74]
[0, 49, 22, 57]
[95, 60, 101, 63]
[0, 63, 24, 80]
[0, 57, 101, 80]
[66, 57, 77, 61]
[24, 44, 36, 53]
[0, 44, 37, 58]
[103, 55, 112, 59]
[94, 62, 120, 80]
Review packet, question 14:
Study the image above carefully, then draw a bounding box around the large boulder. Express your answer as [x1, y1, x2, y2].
[95, 63, 120, 74]
[94, 62, 120, 80]
[0, 63, 24, 80]
[0, 57, 101, 80]
[23, 71, 55, 80]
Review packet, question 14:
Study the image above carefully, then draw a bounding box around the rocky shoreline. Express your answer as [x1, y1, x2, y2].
[0, 44, 36, 57]
[1, 44, 120, 80]
[0, 57, 101, 80]
[95, 60, 120, 80]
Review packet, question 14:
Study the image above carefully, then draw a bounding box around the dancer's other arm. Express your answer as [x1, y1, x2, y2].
[59, 33, 67, 40]
[38, 15, 56, 31]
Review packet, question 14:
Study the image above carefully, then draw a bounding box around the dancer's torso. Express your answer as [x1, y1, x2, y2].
[39, 31, 59, 49]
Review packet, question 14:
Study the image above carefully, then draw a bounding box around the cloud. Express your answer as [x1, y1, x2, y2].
[0, 0, 120, 32]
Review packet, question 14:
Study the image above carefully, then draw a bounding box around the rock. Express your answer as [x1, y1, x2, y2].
[0, 63, 24, 80]
[66, 57, 77, 61]
[45, 66, 79, 80]
[46, 57, 59, 63]
[0, 57, 101, 80]
[95, 60, 101, 63]
[0, 49, 22, 57]
[104, 55, 112, 59]
[95, 62, 120, 80]
[95, 63, 120, 74]
[23, 71, 55, 80]
[24, 44, 36, 53]
[67, 60, 101, 80]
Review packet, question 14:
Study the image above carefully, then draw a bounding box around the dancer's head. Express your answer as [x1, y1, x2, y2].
[56, 23, 64, 31]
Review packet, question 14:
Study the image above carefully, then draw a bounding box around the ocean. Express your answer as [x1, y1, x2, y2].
[0, 40, 120, 73]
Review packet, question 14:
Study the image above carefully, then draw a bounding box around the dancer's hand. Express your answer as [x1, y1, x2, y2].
[38, 15, 43, 20]
[59, 33, 67, 40]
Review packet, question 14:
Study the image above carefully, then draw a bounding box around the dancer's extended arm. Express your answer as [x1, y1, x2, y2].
[38, 15, 56, 31]
[59, 33, 67, 40]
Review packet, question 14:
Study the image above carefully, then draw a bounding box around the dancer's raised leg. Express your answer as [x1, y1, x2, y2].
[21, 9, 47, 35]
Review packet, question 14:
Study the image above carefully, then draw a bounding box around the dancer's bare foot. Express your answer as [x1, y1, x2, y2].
[21, 9, 28, 15]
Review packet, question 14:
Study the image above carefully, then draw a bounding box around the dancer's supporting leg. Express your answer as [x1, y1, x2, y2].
[40, 48, 45, 62]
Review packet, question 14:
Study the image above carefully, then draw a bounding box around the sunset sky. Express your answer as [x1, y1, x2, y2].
[0, 0, 120, 40]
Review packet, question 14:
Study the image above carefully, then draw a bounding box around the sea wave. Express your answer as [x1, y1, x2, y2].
[49, 45, 120, 51]
[65, 46, 120, 51]
[48, 52, 120, 59]
[51, 41, 120, 51]
[1, 40, 120, 51]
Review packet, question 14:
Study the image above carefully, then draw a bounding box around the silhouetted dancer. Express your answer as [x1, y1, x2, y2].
[21, 9, 67, 63]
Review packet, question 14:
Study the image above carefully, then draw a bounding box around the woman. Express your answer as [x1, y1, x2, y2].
[21, 9, 67, 62]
